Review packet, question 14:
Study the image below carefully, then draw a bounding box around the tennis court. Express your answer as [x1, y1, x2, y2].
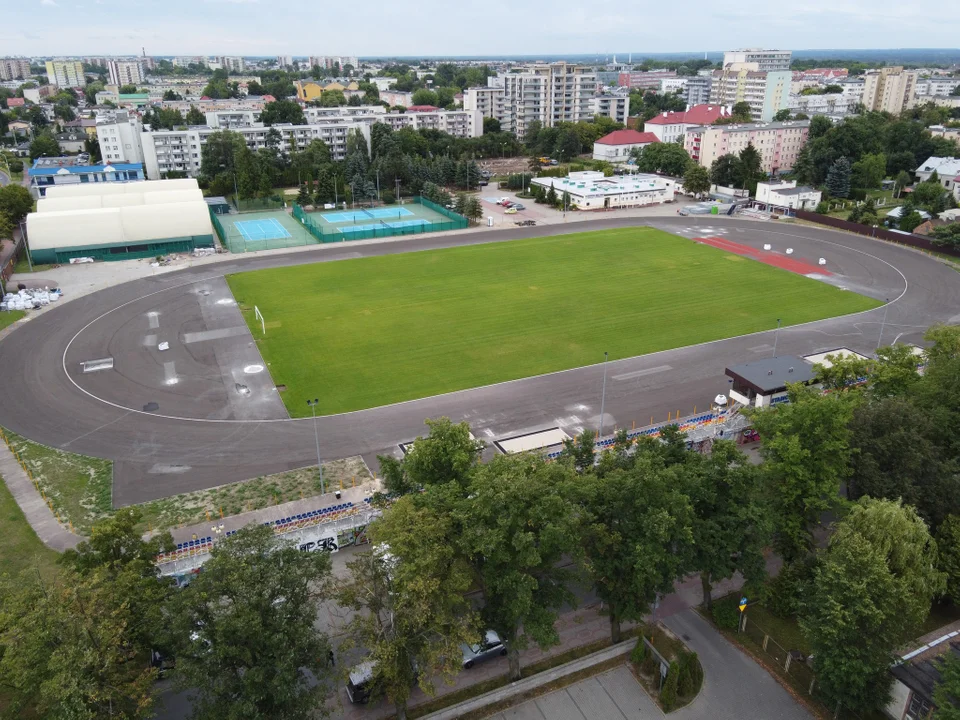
[321, 207, 415, 223]
[235, 217, 293, 242]
[341, 219, 432, 235]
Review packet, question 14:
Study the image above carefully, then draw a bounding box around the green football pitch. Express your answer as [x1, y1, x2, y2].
[225, 228, 881, 417]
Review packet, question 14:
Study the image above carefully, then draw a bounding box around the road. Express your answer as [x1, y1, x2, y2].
[0, 169, 9, 187]
[1, 216, 958, 505]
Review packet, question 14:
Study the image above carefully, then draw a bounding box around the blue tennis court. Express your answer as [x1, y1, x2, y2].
[234, 218, 292, 242]
[339, 219, 432, 235]
[321, 207, 415, 223]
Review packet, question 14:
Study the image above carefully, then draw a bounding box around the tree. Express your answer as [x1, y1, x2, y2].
[773, 109, 792, 122]
[554, 128, 582, 162]
[809, 114, 833, 139]
[29, 132, 60, 160]
[730, 101, 753, 122]
[162, 89, 183, 101]
[899, 210, 925, 233]
[737, 142, 764, 189]
[317, 90, 346, 107]
[0, 211, 12, 239]
[895, 170, 913, 196]
[184, 105, 205, 126]
[682, 163, 711, 196]
[403, 417, 485, 490]
[579, 457, 694, 642]
[167, 525, 335, 720]
[801, 498, 944, 712]
[913, 176, 950, 214]
[825, 156, 852, 198]
[938, 515, 960, 607]
[709, 154, 743, 188]
[296, 183, 311, 205]
[747, 385, 854, 563]
[118, 84, 138, 94]
[260, 99, 306, 126]
[633, 142, 692, 177]
[686, 442, 772, 611]
[455, 455, 580, 680]
[464, 195, 483, 223]
[931, 223, 960, 249]
[0, 568, 158, 719]
[483, 117, 501, 133]
[0, 184, 35, 222]
[559, 430, 596, 474]
[851, 152, 887, 189]
[934, 654, 960, 720]
[340, 499, 475, 720]
[545, 183, 557, 206]
[411, 89, 438, 106]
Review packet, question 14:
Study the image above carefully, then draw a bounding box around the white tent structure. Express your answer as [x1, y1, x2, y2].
[26, 179, 215, 264]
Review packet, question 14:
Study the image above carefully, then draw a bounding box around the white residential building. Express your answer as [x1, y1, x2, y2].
[660, 77, 689, 94]
[685, 120, 811, 175]
[588, 94, 628, 124]
[710, 67, 792, 121]
[914, 157, 960, 196]
[722, 49, 792, 72]
[755, 180, 822, 210]
[914, 77, 960, 97]
[0, 58, 31, 81]
[643, 105, 729, 144]
[276, 56, 293, 69]
[107, 60, 144, 87]
[221, 57, 246, 73]
[96, 111, 145, 165]
[592, 129, 659, 162]
[172, 57, 203, 68]
[786, 92, 860, 118]
[45, 60, 86, 88]
[464, 63, 598, 141]
[530, 171, 676, 209]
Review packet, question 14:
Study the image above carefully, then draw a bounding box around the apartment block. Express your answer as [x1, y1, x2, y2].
[914, 77, 960, 97]
[96, 111, 145, 165]
[684, 119, 811, 175]
[722, 49, 792, 72]
[589, 94, 629, 124]
[220, 57, 245, 73]
[617, 70, 677, 90]
[276, 56, 293, 68]
[683, 76, 713, 106]
[108, 60, 144, 87]
[709, 68, 792, 121]
[45, 60, 86, 88]
[471, 63, 598, 140]
[0, 58, 31, 81]
[786, 92, 860, 118]
[862, 67, 917, 114]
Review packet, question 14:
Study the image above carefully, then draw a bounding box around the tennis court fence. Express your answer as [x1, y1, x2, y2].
[232, 195, 286, 213]
[293, 196, 468, 243]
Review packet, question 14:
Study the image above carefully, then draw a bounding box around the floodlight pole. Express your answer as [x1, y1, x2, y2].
[307, 399, 325, 495]
[772, 318, 781, 358]
[598, 351, 609, 438]
[877, 299, 890, 350]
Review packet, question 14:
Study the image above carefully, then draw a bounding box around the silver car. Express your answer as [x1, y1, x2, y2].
[461, 630, 507, 669]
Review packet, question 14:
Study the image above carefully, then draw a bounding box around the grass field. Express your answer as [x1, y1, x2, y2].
[0, 310, 24, 332]
[226, 228, 882, 417]
[0, 475, 60, 580]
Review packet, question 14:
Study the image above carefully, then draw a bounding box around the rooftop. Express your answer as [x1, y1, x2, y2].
[29, 157, 143, 176]
[891, 641, 960, 703]
[644, 104, 728, 126]
[776, 185, 818, 196]
[725, 355, 817, 394]
[917, 156, 960, 177]
[687, 119, 812, 133]
[595, 129, 659, 146]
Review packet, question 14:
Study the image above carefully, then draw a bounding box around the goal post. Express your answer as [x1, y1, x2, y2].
[254, 305, 266, 336]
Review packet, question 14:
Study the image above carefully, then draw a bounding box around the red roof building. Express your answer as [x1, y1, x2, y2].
[7, 97, 25, 108]
[405, 105, 439, 112]
[592, 129, 659, 162]
[642, 104, 729, 143]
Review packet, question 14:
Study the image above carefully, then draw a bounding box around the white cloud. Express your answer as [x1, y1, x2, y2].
[40, 0, 58, 5]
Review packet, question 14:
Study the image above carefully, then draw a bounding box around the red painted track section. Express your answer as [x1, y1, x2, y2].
[694, 236, 832, 276]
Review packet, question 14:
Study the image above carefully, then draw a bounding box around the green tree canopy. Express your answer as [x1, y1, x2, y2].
[0, 184, 34, 222]
[632, 141, 692, 177]
[29, 132, 60, 160]
[683, 163, 711, 195]
[260, 99, 306, 126]
[825, 156, 852, 198]
[709, 154, 743, 188]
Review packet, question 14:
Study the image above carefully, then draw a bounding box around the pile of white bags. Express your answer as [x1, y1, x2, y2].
[1, 287, 63, 312]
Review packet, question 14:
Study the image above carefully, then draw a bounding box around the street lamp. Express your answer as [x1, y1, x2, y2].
[771, 318, 782, 358]
[306, 399, 325, 495]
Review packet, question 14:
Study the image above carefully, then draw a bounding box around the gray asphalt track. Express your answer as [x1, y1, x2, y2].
[2, 217, 958, 506]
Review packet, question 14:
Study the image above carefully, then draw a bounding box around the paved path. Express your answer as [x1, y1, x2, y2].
[0, 440, 82, 551]
[488, 609, 814, 720]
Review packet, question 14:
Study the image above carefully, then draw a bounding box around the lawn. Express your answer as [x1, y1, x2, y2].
[0, 474, 60, 580]
[226, 228, 882, 417]
[0, 310, 24, 332]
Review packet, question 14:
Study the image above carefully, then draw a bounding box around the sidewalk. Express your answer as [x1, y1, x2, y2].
[0, 439, 82, 551]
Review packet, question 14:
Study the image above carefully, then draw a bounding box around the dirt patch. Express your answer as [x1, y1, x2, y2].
[477, 157, 533, 176]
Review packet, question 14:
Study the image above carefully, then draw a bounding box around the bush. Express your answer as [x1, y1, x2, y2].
[712, 597, 741, 631]
[661, 661, 680, 710]
[9, 159, 23, 173]
[767, 556, 816, 618]
[815, 201, 830, 214]
[677, 651, 702, 697]
[630, 638, 647, 666]
[849, 188, 867, 201]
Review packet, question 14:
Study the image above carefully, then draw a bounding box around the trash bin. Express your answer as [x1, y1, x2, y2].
[487, 216, 493, 227]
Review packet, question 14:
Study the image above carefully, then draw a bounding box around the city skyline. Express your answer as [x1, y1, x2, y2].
[5, 0, 960, 57]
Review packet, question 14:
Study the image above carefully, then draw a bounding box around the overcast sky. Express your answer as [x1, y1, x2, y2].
[4, 0, 959, 57]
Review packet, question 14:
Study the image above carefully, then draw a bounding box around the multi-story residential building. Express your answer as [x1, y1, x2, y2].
[684, 119, 811, 175]
[0, 58, 32, 81]
[786, 92, 860, 118]
[45, 60, 86, 88]
[107, 60, 144, 87]
[141, 56, 157, 71]
[683, 76, 713, 106]
[617, 70, 677, 90]
[709, 67, 792, 121]
[914, 77, 960, 97]
[83, 57, 111, 69]
[643, 104, 729, 144]
[276, 56, 293, 69]
[22, 85, 55, 103]
[588, 93, 628, 124]
[475, 63, 597, 140]
[173, 56, 203, 68]
[220, 57, 245, 73]
[381, 90, 414, 107]
[97, 111, 145, 165]
[722, 49, 792, 72]
[463, 86, 505, 120]
[660, 77, 689, 95]
[862, 67, 917, 114]
[380, 107, 482, 136]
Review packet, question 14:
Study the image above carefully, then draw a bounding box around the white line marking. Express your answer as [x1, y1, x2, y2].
[147, 311, 159, 329]
[144, 334, 157, 346]
[182, 327, 249, 344]
[612, 365, 672, 381]
[163, 361, 178, 385]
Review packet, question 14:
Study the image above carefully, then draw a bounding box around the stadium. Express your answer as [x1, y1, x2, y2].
[0, 216, 956, 509]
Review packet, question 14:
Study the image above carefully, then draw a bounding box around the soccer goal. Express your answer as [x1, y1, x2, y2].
[254, 305, 266, 336]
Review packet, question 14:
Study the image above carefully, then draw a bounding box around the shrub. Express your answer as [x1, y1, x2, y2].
[661, 661, 680, 710]
[712, 597, 741, 631]
[815, 201, 830, 214]
[630, 638, 647, 666]
[9, 159, 23, 173]
[677, 651, 702, 697]
[767, 556, 816, 618]
[849, 188, 867, 201]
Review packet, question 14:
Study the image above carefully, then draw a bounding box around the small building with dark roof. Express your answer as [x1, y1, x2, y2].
[725, 355, 817, 408]
[886, 638, 960, 720]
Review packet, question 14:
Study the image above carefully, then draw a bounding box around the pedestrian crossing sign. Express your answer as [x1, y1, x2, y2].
[739, 597, 748, 612]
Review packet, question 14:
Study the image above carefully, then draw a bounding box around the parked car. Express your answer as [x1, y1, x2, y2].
[512, 203, 525, 210]
[498, 197, 511, 205]
[346, 661, 377, 704]
[462, 630, 507, 669]
[479, 180, 488, 186]
[504, 207, 518, 214]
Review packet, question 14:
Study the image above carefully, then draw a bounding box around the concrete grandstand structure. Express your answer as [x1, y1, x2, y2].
[26, 179, 214, 264]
